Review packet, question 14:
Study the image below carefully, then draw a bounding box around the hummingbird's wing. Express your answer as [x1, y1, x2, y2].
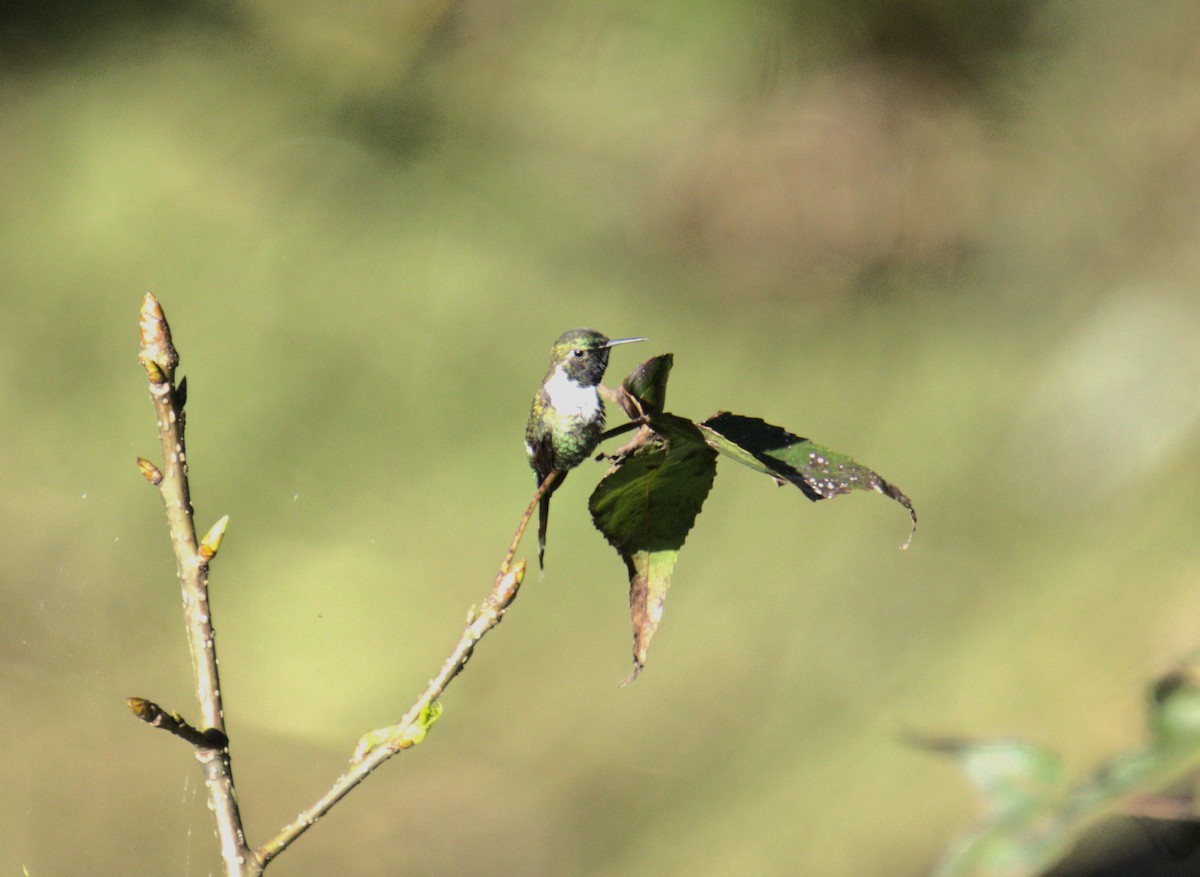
[527, 432, 556, 485]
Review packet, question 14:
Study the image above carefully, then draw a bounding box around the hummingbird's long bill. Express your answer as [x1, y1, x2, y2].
[604, 337, 647, 347]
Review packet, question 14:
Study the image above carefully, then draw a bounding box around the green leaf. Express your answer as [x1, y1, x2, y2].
[589, 413, 717, 681]
[910, 735, 1067, 821]
[621, 354, 674, 414]
[698, 412, 917, 548]
[928, 667, 1200, 877]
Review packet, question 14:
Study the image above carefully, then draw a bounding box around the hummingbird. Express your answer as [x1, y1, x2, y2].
[525, 328, 646, 569]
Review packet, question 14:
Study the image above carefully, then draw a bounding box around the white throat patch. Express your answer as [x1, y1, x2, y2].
[544, 364, 602, 419]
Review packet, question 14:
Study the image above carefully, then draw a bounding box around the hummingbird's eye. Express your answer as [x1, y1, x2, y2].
[571, 349, 585, 357]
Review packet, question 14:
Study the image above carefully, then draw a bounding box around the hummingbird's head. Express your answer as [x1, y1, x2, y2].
[548, 328, 646, 387]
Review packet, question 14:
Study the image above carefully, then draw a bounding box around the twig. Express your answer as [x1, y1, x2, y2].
[126, 697, 227, 749]
[255, 477, 553, 866]
[501, 470, 557, 573]
[133, 293, 254, 877]
[133, 295, 554, 873]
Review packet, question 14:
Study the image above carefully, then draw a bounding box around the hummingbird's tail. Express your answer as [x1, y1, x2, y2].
[537, 491, 551, 570]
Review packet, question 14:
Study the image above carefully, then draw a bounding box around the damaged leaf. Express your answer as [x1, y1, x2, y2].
[580, 356, 915, 677]
[698, 412, 917, 548]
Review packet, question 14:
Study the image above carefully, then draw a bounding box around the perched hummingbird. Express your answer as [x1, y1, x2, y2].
[525, 328, 646, 569]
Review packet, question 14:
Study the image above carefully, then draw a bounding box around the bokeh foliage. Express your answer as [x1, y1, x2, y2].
[3, 2, 1200, 875]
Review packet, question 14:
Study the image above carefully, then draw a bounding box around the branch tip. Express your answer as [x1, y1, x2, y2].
[138, 292, 179, 383]
[126, 696, 157, 721]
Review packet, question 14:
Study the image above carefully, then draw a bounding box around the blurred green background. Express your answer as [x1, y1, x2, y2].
[4, 1, 1200, 875]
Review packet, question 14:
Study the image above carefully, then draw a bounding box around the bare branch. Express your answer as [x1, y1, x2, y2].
[135, 295, 556, 873]
[134, 293, 256, 877]
[255, 478, 552, 866]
